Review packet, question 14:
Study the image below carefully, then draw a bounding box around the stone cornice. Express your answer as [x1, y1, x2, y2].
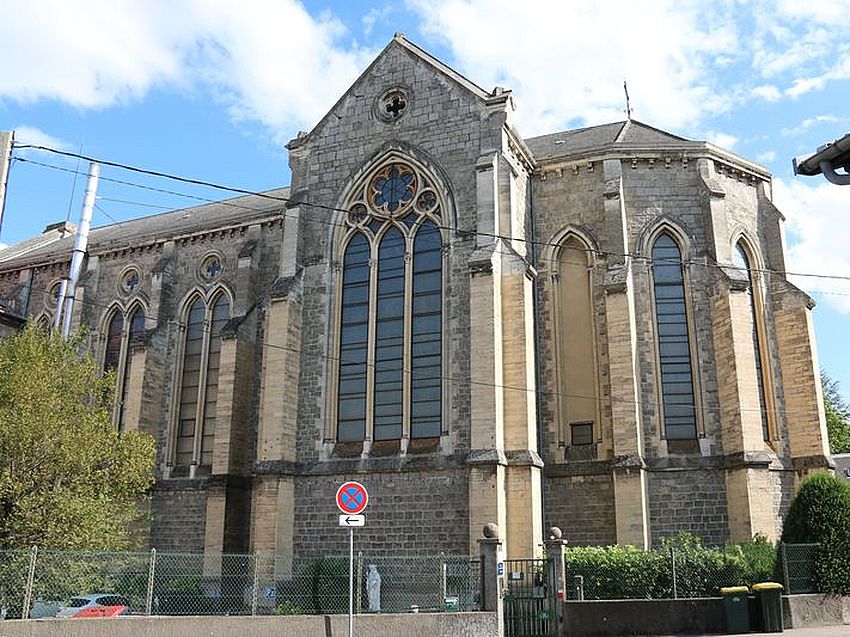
[533, 143, 771, 184]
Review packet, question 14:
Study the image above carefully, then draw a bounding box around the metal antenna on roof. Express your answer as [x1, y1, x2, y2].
[623, 81, 633, 120]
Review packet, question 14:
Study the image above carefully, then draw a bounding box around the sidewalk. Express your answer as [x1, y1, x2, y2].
[689, 627, 850, 637]
[750, 627, 850, 636]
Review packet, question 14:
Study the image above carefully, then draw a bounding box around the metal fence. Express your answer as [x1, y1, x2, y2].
[779, 543, 819, 594]
[0, 548, 480, 619]
[565, 543, 819, 601]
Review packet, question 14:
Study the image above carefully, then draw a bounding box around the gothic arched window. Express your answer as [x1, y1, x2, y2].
[651, 232, 697, 441]
[174, 291, 231, 473]
[734, 240, 772, 441]
[102, 304, 146, 430]
[555, 234, 599, 450]
[336, 161, 445, 444]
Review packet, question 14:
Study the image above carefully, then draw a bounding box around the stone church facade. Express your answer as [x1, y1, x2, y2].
[0, 36, 831, 559]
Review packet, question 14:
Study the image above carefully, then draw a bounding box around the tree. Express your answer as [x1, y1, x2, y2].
[780, 471, 850, 594]
[822, 372, 850, 454]
[0, 325, 155, 550]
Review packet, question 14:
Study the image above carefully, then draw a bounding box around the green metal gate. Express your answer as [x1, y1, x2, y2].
[503, 558, 557, 637]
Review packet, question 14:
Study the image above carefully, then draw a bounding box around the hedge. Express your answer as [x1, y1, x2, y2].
[563, 533, 775, 600]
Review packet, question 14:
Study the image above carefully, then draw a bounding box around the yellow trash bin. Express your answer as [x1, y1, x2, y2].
[752, 582, 784, 633]
[719, 586, 750, 634]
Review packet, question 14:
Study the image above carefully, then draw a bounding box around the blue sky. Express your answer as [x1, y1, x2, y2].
[1, 1, 849, 397]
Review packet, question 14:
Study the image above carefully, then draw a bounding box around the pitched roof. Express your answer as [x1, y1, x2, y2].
[524, 120, 690, 161]
[0, 188, 290, 268]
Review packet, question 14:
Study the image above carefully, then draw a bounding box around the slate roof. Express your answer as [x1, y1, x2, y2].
[0, 187, 290, 268]
[524, 119, 691, 161]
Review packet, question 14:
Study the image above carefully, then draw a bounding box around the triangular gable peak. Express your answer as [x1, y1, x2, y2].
[287, 33, 502, 151]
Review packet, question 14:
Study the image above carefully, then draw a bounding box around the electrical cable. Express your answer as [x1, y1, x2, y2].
[10, 146, 850, 284]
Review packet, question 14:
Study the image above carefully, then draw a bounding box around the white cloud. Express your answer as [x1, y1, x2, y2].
[12, 126, 72, 151]
[781, 115, 843, 136]
[751, 85, 781, 102]
[402, 0, 850, 135]
[0, 1, 374, 142]
[756, 150, 776, 163]
[705, 131, 739, 150]
[777, 0, 845, 25]
[774, 178, 850, 314]
[786, 77, 828, 99]
[407, 0, 738, 135]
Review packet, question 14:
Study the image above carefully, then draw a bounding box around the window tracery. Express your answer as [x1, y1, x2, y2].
[172, 291, 231, 474]
[651, 231, 698, 441]
[102, 303, 146, 430]
[336, 160, 445, 445]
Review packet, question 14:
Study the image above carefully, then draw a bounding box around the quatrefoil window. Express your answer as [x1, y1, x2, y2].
[119, 268, 141, 296]
[373, 166, 415, 213]
[377, 87, 410, 123]
[200, 255, 223, 282]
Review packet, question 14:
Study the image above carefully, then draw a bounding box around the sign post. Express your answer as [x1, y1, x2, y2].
[336, 481, 369, 637]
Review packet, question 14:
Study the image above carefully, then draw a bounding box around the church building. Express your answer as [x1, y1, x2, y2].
[0, 35, 831, 560]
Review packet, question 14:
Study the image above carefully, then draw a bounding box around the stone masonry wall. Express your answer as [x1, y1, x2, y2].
[294, 469, 469, 557]
[544, 472, 616, 546]
[648, 469, 729, 546]
[151, 482, 209, 552]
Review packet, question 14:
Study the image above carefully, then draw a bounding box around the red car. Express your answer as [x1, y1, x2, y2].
[55, 594, 130, 618]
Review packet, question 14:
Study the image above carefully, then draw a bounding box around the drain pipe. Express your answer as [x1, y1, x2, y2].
[528, 176, 548, 538]
[819, 159, 850, 186]
[55, 162, 99, 339]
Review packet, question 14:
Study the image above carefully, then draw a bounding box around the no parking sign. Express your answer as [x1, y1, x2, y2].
[336, 481, 369, 515]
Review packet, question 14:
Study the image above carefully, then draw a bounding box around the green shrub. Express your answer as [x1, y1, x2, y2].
[563, 533, 777, 600]
[780, 471, 850, 594]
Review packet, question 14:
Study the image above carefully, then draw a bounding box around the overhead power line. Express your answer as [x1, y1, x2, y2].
[10, 144, 850, 285]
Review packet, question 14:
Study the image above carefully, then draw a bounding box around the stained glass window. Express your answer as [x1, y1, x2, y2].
[337, 234, 370, 443]
[103, 305, 147, 431]
[410, 221, 442, 438]
[117, 306, 145, 430]
[652, 233, 697, 440]
[103, 312, 124, 372]
[176, 298, 204, 469]
[337, 161, 444, 444]
[173, 292, 230, 472]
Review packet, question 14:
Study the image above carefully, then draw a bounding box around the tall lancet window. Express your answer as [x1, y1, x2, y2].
[734, 241, 771, 441]
[102, 304, 146, 430]
[652, 232, 698, 440]
[336, 161, 445, 443]
[173, 291, 231, 473]
[556, 235, 599, 450]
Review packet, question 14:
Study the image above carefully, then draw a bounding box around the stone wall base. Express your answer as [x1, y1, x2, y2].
[0, 612, 499, 637]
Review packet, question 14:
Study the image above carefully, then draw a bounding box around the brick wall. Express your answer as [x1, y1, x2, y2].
[544, 472, 616, 546]
[648, 470, 729, 546]
[294, 469, 470, 557]
[151, 481, 209, 551]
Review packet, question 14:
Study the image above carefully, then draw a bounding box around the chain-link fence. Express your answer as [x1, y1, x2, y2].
[565, 543, 819, 600]
[0, 548, 480, 619]
[779, 543, 819, 594]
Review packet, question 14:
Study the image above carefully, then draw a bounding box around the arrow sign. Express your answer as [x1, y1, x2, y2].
[339, 514, 365, 527]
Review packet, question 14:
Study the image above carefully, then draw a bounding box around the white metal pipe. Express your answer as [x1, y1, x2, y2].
[60, 162, 99, 339]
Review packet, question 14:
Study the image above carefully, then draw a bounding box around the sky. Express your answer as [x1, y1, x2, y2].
[0, 0, 849, 397]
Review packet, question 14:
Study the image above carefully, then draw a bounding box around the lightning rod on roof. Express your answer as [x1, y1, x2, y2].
[623, 81, 633, 120]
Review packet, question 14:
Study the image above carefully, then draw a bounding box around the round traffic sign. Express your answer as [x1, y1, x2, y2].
[336, 481, 369, 515]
